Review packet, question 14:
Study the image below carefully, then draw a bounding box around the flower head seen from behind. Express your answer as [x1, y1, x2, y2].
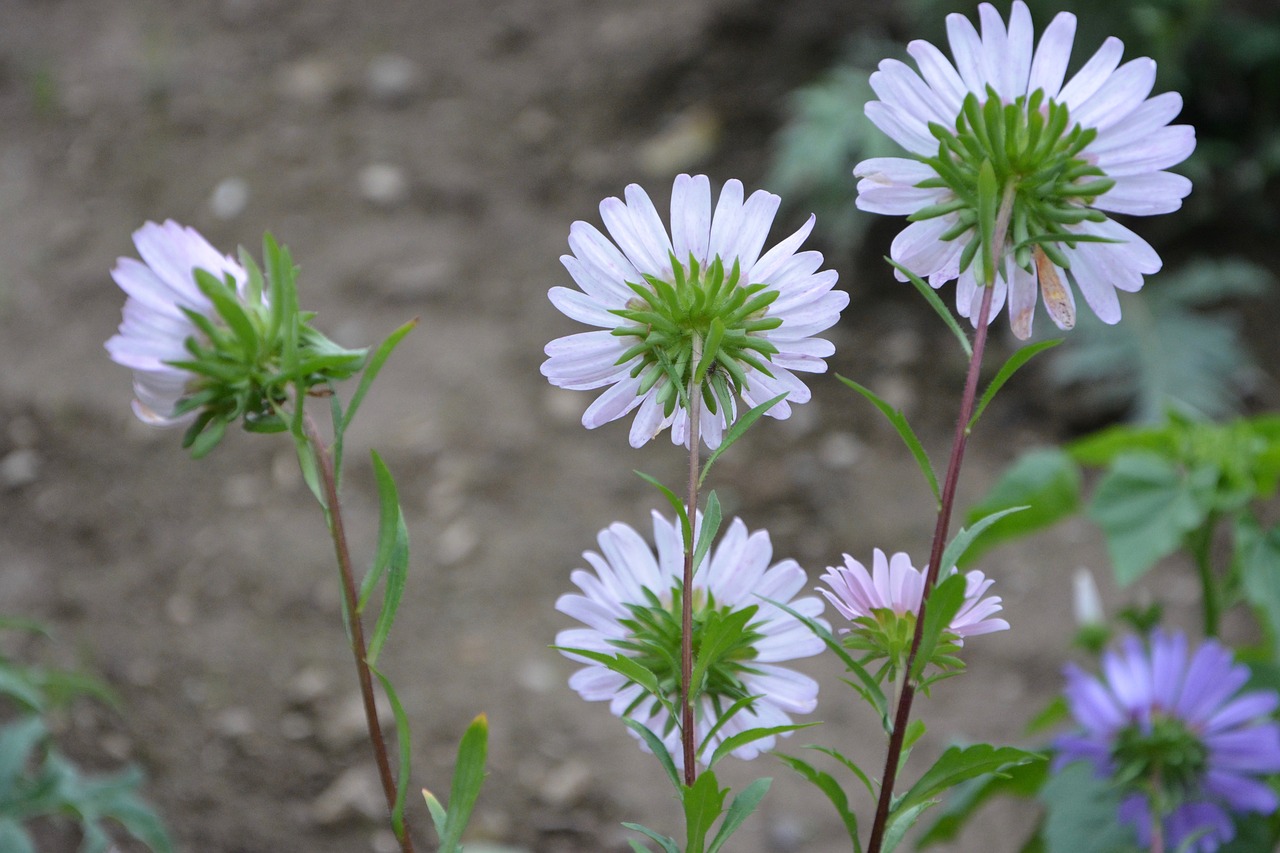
[541, 174, 847, 449]
[1056, 630, 1280, 853]
[818, 549, 1008, 682]
[854, 1, 1194, 339]
[106, 220, 253, 427]
[556, 511, 825, 768]
[106, 220, 365, 456]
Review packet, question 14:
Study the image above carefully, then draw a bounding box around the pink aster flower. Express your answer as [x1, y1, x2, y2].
[819, 549, 1008, 639]
[541, 174, 847, 449]
[854, 1, 1194, 339]
[105, 220, 251, 425]
[556, 511, 826, 768]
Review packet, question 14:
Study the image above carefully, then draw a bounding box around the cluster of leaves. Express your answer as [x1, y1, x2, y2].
[0, 619, 171, 853]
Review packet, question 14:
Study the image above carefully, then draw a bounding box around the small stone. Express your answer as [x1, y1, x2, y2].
[99, 732, 131, 761]
[209, 177, 250, 220]
[818, 432, 863, 470]
[222, 473, 261, 508]
[286, 666, 333, 706]
[542, 388, 584, 425]
[638, 106, 719, 178]
[516, 658, 557, 693]
[370, 829, 401, 853]
[318, 692, 393, 752]
[275, 58, 343, 106]
[365, 54, 421, 106]
[438, 520, 478, 566]
[165, 594, 195, 626]
[358, 163, 410, 208]
[311, 766, 384, 825]
[767, 814, 809, 852]
[538, 760, 590, 808]
[6, 415, 37, 448]
[0, 449, 39, 488]
[512, 107, 556, 146]
[213, 706, 255, 739]
[378, 259, 457, 300]
[125, 658, 159, 688]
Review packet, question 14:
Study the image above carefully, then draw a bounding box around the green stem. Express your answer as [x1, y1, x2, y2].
[304, 413, 415, 853]
[1188, 517, 1220, 637]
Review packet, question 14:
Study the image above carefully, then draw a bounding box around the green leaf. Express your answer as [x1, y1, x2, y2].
[683, 769, 728, 853]
[707, 723, 815, 770]
[1236, 517, 1280, 658]
[889, 745, 1042, 841]
[622, 718, 681, 791]
[910, 574, 967, 684]
[1040, 761, 1135, 853]
[938, 506, 1028, 575]
[436, 713, 488, 853]
[361, 451, 404, 610]
[635, 471, 691, 548]
[690, 608, 756, 704]
[968, 339, 1063, 430]
[623, 822, 680, 853]
[962, 448, 1082, 564]
[888, 258, 972, 357]
[0, 666, 44, 712]
[1088, 452, 1211, 585]
[882, 800, 935, 853]
[838, 375, 939, 504]
[0, 717, 45, 795]
[371, 668, 413, 838]
[806, 744, 877, 799]
[423, 789, 448, 840]
[0, 820, 34, 853]
[555, 648, 678, 730]
[976, 159, 998, 286]
[707, 777, 772, 853]
[342, 319, 417, 434]
[776, 753, 862, 850]
[692, 492, 722, 579]
[765, 598, 888, 727]
[917, 754, 1049, 847]
[193, 268, 259, 361]
[699, 394, 787, 487]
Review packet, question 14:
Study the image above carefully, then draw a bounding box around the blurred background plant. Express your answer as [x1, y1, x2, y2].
[769, 0, 1280, 422]
[0, 618, 170, 853]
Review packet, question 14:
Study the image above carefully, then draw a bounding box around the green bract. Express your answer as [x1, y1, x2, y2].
[610, 254, 781, 419]
[916, 87, 1115, 282]
[168, 238, 366, 456]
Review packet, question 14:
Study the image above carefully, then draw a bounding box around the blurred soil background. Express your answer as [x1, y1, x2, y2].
[0, 0, 1274, 851]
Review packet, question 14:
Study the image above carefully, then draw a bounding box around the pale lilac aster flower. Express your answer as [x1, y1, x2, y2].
[854, 1, 1194, 339]
[818, 548, 1009, 639]
[556, 511, 825, 768]
[541, 174, 847, 449]
[105, 220, 251, 425]
[1056, 631, 1280, 853]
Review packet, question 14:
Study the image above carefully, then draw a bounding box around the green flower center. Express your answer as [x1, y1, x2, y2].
[1111, 714, 1209, 803]
[915, 87, 1115, 277]
[609, 254, 781, 417]
[611, 585, 765, 735]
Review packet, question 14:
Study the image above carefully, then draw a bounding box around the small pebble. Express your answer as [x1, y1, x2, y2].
[0, 448, 39, 488]
[358, 163, 410, 208]
[311, 767, 384, 825]
[365, 54, 421, 106]
[209, 177, 250, 220]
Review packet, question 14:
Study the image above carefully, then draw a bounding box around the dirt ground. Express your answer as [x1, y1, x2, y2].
[0, 1, 1252, 852]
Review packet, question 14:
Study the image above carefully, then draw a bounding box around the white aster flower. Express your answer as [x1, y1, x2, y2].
[854, 1, 1195, 339]
[105, 220, 251, 425]
[541, 174, 847, 449]
[556, 511, 826, 768]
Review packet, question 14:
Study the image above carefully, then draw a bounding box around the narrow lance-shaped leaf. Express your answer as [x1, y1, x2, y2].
[342, 318, 418, 434]
[699, 394, 787, 487]
[838, 375, 939, 504]
[707, 777, 772, 853]
[776, 753, 862, 851]
[887, 257, 973, 358]
[691, 491, 723, 579]
[910, 573, 966, 685]
[961, 449, 1081, 565]
[361, 451, 403, 610]
[372, 667, 413, 837]
[623, 823, 680, 853]
[683, 769, 728, 853]
[425, 713, 489, 853]
[635, 471, 691, 549]
[939, 506, 1029, 573]
[968, 339, 1063, 431]
[706, 723, 815, 770]
[623, 718, 681, 791]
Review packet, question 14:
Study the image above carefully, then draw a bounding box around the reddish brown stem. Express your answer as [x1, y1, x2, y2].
[865, 281, 996, 853]
[305, 414, 414, 853]
[681, 363, 703, 787]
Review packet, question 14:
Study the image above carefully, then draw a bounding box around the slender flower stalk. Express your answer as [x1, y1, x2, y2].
[680, 341, 703, 784]
[866, 187, 1010, 853]
[305, 415, 414, 853]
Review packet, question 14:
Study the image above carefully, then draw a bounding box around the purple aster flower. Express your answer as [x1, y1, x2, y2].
[105, 220, 251, 425]
[555, 511, 825, 768]
[541, 174, 847, 449]
[854, 1, 1194, 339]
[1056, 630, 1280, 853]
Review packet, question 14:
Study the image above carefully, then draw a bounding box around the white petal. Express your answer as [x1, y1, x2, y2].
[628, 391, 669, 448]
[1027, 11, 1077, 99]
[978, 4, 1012, 98]
[721, 188, 781, 271]
[872, 59, 953, 127]
[1089, 92, 1184, 153]
[750, 214, 815, 283]
[600, 187, 673, 278]
[547, 286, 619, 326]
[1095, 172, 1192, 215]
[566, 222, 640, 302]
[890, 216, 959, 278]
[707, 178, 746, 266]
[1008, 260, 1038, 340]
[1071, 58, 1156, 131]
[1058, 36, 1124, 109]
[1004, 1, 1034, 97]
[906, 38, 967, 114]
[582, 375, 644, 429]
[1067, 248, 1122, 323]
[865, 101, 937, 155]
[670, 173, 712, 265]
[946, 11, 986, 93]
[1095, 125, 1196, 177]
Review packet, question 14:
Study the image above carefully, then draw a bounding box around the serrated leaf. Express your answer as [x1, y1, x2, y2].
[623, 822, 680, 853]
[888, 258, 973, 357]
[1040, 761, 1135, 853]
[683, 768, 727, 853]
[1236, 517, 1280, 658]
[691, 492, 722, 578]
[838, 375, 939, 504]
[1087, 452, 1210, 585]
[635, 471, 691, 547]
[938, 506, 1028, 575]
[806, 744, 877, 799]
[342, 319, 417, 434]
[622, 718, 681, 791]
[917, 754, 1049, 847]
[910, 574, 967, 684]
[962, 448, 1081, 564]
[706, 723, 814, 769]
[0, 717, 45, 796]
[891, 744, 1042, 834]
